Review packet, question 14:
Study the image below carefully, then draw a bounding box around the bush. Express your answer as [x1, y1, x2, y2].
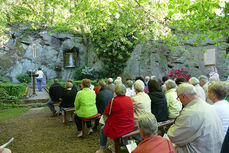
[73, 66, 106, 80]
[0, 77, 10, 83]
[16, 73, 31, 84]
[0, 88, 9, 99]
[0, 83, 27, 99]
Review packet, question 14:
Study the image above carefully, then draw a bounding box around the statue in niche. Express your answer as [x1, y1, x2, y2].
[65, 52, 76, 67]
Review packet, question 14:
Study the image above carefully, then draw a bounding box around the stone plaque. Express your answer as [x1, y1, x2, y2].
[204, 48, 216, 65]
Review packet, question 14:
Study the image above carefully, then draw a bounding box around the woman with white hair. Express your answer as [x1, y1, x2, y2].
[132, 113, 176, 153]
[189, 77, 206, 101]
[165, 80, 182, 119]
[95, 84, 135, 153]
[131, 80, 151, 123]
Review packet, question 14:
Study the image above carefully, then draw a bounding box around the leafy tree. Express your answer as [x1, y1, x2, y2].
[0, 0, 228, 76]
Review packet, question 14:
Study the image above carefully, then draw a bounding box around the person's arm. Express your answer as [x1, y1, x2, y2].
[0, 148, 3, 153]
[167, 111, 201, 146]
[74, 92, 80, 111]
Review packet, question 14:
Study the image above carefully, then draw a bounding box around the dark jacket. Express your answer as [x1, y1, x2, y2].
[148, 91, 169, 122]
[49, 83, 64, 102]
[59, 89, 76, 108]
[96, 87, 114, 114]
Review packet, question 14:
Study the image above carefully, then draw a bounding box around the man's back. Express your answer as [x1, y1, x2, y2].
[49, 83, 64, 102]
[168, 97, 224, 153]
[96, 87, 113, 114]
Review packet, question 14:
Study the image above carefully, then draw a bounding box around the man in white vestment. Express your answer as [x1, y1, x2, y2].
[167, 83, 224, 153]
[208, 81, 229, 136]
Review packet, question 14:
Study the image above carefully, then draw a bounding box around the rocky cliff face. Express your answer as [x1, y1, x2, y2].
[0, 25, 228, 82]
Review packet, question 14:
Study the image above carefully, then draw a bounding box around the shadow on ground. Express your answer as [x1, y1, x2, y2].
[0, 107, 128, 153]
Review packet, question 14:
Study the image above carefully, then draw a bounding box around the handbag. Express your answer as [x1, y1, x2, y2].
[99, 98, 114, 124]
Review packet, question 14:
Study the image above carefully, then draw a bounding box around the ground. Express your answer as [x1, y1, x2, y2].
[0, 107, 128, 153]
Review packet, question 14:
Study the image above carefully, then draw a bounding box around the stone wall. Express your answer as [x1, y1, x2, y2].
[0, 25, 228, 82]
[124, 37, 229, 81]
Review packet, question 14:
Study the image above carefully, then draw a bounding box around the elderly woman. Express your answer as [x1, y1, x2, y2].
[132, 113, 176, 153]
[96, 84, 135, 153]
[148, 79, 168, 122]
[74, 79, 97, 137]
[126, 80, 136, 98]
[165, 80, 182, 119]
[132, 80, 151, 123]
[189, 77, 206, 101]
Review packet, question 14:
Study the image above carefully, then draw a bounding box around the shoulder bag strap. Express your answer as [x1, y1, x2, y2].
[108, 98, 114, 115]
[167, 139, 172, 153]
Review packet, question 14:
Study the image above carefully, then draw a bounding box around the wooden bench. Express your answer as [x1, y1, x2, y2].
[80, 113, 101, 138]
[52, 103, 60, 117]
[113, 119, 175, 153]
[63, 107, 75, 125]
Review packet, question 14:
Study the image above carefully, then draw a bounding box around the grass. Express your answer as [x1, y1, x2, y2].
[0, 107, 29, 121]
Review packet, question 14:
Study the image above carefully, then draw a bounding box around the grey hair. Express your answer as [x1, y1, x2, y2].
[107, 78, 113, 83]
[115, 84, 126, 96]
[150, 76, 156, 80]
[165, 80, 177, 89]
[126, 80, 133, 88]
[145, 76, 150, 81]
[99, 80, 106, 88]
[208, 81, 227, 100]
[198, 75, 208, 83]
[117, 76, 122, 81]
[66, 82, 73, 88]
[114, 79, 122, 86]
[176, 83, 197, 97]
[134, 80, 144, 92]
[138, 112, 158, 137]
[189, 77, 200, 86]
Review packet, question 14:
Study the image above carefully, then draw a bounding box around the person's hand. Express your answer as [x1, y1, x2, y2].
[0, 148, 4, 153]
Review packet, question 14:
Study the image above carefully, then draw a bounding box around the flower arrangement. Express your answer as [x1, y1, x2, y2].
[166, 68, 191, 81]
[55, 66, 62, 71]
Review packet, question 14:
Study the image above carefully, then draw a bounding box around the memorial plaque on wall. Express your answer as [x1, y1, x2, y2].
[204, 48, 216, 65]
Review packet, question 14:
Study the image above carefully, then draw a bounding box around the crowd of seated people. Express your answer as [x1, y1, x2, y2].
[45, 67, 229, 153]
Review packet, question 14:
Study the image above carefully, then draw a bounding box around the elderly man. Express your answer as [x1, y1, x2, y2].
[46, 78, 64, 114]
[131, 80, 151, 123]
[168, 83, 224, 153]
[208, 81, 229, 136]
[198, 75, 212, 104]
[93, 80, 113, 131]
[165, 80, 182, 119]
[189, 77, 206, 101]
[132, 113, 176, 153]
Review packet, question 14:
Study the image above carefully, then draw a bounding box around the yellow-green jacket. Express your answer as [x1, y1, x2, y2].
[74, 88, 97, 117]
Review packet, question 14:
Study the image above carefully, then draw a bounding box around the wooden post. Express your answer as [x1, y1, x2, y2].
[33, 75, 36, 95]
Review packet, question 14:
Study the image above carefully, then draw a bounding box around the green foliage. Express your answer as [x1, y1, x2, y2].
[73, 66, 105, 80]
[0, 107, 29, 121]
[16, 73, 31, 84]
[0, 77, 10, 83]
[0, 102, 19, 109]
[0, 83, 27, 99]
[0, 88, 9, 99]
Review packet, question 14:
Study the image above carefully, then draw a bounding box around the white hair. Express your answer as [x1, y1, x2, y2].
[138, 113, 158, 137]
[117, 76, 122, 81]
[165, 80, 177, 89]
[176, 83, 197, 97]
[198, 75, 208, 83]
[107, 78, 113, 83]
[189, 77, 200, 86]
[115, 84, 126, 96]
[134, 80, 145, 92]
[145, 76, 150, 81]
[150, 76, 156, 80]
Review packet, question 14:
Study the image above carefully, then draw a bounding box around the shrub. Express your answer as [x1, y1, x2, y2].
[73, 66, 106, 80]
[165, 68, 191, 81]
[0, 77, 10, 83]
[0, 88, 9, 99]
[16, 73, 31, 84]
[0, 83, 27, 99]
